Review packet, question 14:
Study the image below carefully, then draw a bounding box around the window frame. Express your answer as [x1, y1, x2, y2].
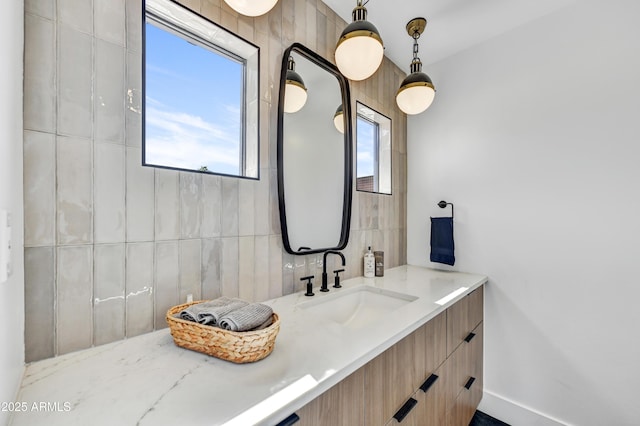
[142, 0, 260, 180]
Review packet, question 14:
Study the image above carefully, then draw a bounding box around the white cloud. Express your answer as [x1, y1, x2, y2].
[145, 105, 242, 174]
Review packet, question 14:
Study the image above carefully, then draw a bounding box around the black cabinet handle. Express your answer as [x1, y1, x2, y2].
[464, 332, 476, 343]
[275, 413, 299, 426]
[393, 397, 418, 423]
[419, 373, 439, 393]
[464, 377, 476, 390]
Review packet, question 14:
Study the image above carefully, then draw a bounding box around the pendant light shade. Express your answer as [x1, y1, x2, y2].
[333, 104, 344, 133]
[335, 1, 384, 81]
[284, 56, 307, 114]
[396, 18, 436, 115]
[223, 0, 278, 17]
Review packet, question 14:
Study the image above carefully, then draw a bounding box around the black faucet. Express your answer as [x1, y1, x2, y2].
[321, 251, 346, 292]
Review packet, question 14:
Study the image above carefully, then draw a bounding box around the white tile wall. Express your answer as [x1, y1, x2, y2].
[24, 247, 55, 362]
[155, 169, 180, 240]
[179, 173, 202, 239]
[94, 0, 125, 46]
[154, 241, 179, 329]
[23, 131, 55, 247]
[58, 0, 93, 35]
[94, 143, 125, 243]
[94, 40, 125, 143]
[125, 242, 155, 337]
[56, 245, 93, 354]
[93, 243, 125, 345]
[179, 239, 202, 302]
[57, 25, 92, 137]
[125, 147, 155, 241]
[23, 14, 55, 133]
[56, 136, 93, 244]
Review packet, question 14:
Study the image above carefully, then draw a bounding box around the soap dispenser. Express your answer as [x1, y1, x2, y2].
[364, 246, 375, 278]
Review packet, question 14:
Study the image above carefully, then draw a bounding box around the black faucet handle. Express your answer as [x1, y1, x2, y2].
[301, 275, 314, 296]
[333, 269, 344, 288]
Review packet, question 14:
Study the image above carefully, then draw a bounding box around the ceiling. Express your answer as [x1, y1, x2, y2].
[322, 0, 575, 71]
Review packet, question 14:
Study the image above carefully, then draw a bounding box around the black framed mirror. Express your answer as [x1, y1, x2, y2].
[277, 43, 353, 255]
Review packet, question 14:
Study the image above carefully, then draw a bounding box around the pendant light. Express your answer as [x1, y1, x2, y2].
[334, 0, 384, 81]
[396, 18, 436, 115]
[333, 104, 344, 133]
[284, 56, 307, 114]
[223, 0, 278, 17]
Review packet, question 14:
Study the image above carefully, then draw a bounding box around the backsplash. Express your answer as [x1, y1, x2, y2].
[23, 0, 407, 362]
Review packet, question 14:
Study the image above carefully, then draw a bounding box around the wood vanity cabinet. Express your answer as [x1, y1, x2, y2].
[364, 312, 447, 425]
[444, 286, 484, 426]
[293, 286, 483, 426]
[296, 369, 365, 426]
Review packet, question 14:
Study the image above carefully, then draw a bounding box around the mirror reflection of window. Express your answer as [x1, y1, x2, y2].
[356, 102, 392, 194]
[144, 0, 259, 179]
[356, 116, 378, 191]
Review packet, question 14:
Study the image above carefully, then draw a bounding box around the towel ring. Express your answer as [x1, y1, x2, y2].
[437, 200, 454, 219]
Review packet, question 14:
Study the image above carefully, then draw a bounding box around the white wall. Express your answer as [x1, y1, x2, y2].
[407, 1, 640, 425]
[0, 0, 25, 424]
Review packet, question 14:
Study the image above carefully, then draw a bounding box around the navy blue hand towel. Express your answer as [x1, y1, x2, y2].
[430, 217, 455, 266]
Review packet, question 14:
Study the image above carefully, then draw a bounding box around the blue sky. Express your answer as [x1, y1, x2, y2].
[357, 116, 375, 178]
[145, 22, 243, 175]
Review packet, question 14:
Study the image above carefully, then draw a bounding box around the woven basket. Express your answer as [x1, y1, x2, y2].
[166, 301, 280, 363]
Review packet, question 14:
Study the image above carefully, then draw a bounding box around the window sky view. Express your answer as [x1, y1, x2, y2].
[356, 116, 375, 178]
[145, 22, 243, 175]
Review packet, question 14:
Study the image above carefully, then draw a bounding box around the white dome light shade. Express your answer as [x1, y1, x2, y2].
[284, 82, 307, 113]
[396, 79, 435, 115]
[223, 0, 278, 17]
[284, 56, 307, 113]
[335, 32, 384, 81]
[335, 2, 384, 81]
[333, 105, 344, 133]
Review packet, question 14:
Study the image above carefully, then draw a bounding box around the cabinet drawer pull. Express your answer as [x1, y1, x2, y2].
[464, 332, 476, 343]
[275, 413, 299, 426]
[464, 377, 476, 390]
[393, 397, 418, 423]
[419, 373, 439, 393]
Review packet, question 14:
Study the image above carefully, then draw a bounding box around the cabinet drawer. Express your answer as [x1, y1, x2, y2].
[296, 368, 365, 426]
[365, 333, 420, 425]
[444, 322, 483, 412]
[446, 286, 483, 356]
[385, 365, 447, 426]
[365, 313, 447, 425]
[447, 380, 482, 426]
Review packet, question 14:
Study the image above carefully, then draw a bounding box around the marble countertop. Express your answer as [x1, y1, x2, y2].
[11, 265, 487, 426]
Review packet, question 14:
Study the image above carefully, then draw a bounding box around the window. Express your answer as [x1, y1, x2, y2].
[356, 102, 391, 194]
[144, 0, 259, 179]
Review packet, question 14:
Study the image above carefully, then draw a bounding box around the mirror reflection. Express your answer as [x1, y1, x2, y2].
[278, 43, 352, 255]
[356, 102, 392, 194]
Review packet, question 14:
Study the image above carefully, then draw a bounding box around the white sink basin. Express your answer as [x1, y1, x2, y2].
[298, 285, 418, 330]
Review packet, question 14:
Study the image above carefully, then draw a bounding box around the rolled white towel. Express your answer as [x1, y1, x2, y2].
[219, 303, 273, 332]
